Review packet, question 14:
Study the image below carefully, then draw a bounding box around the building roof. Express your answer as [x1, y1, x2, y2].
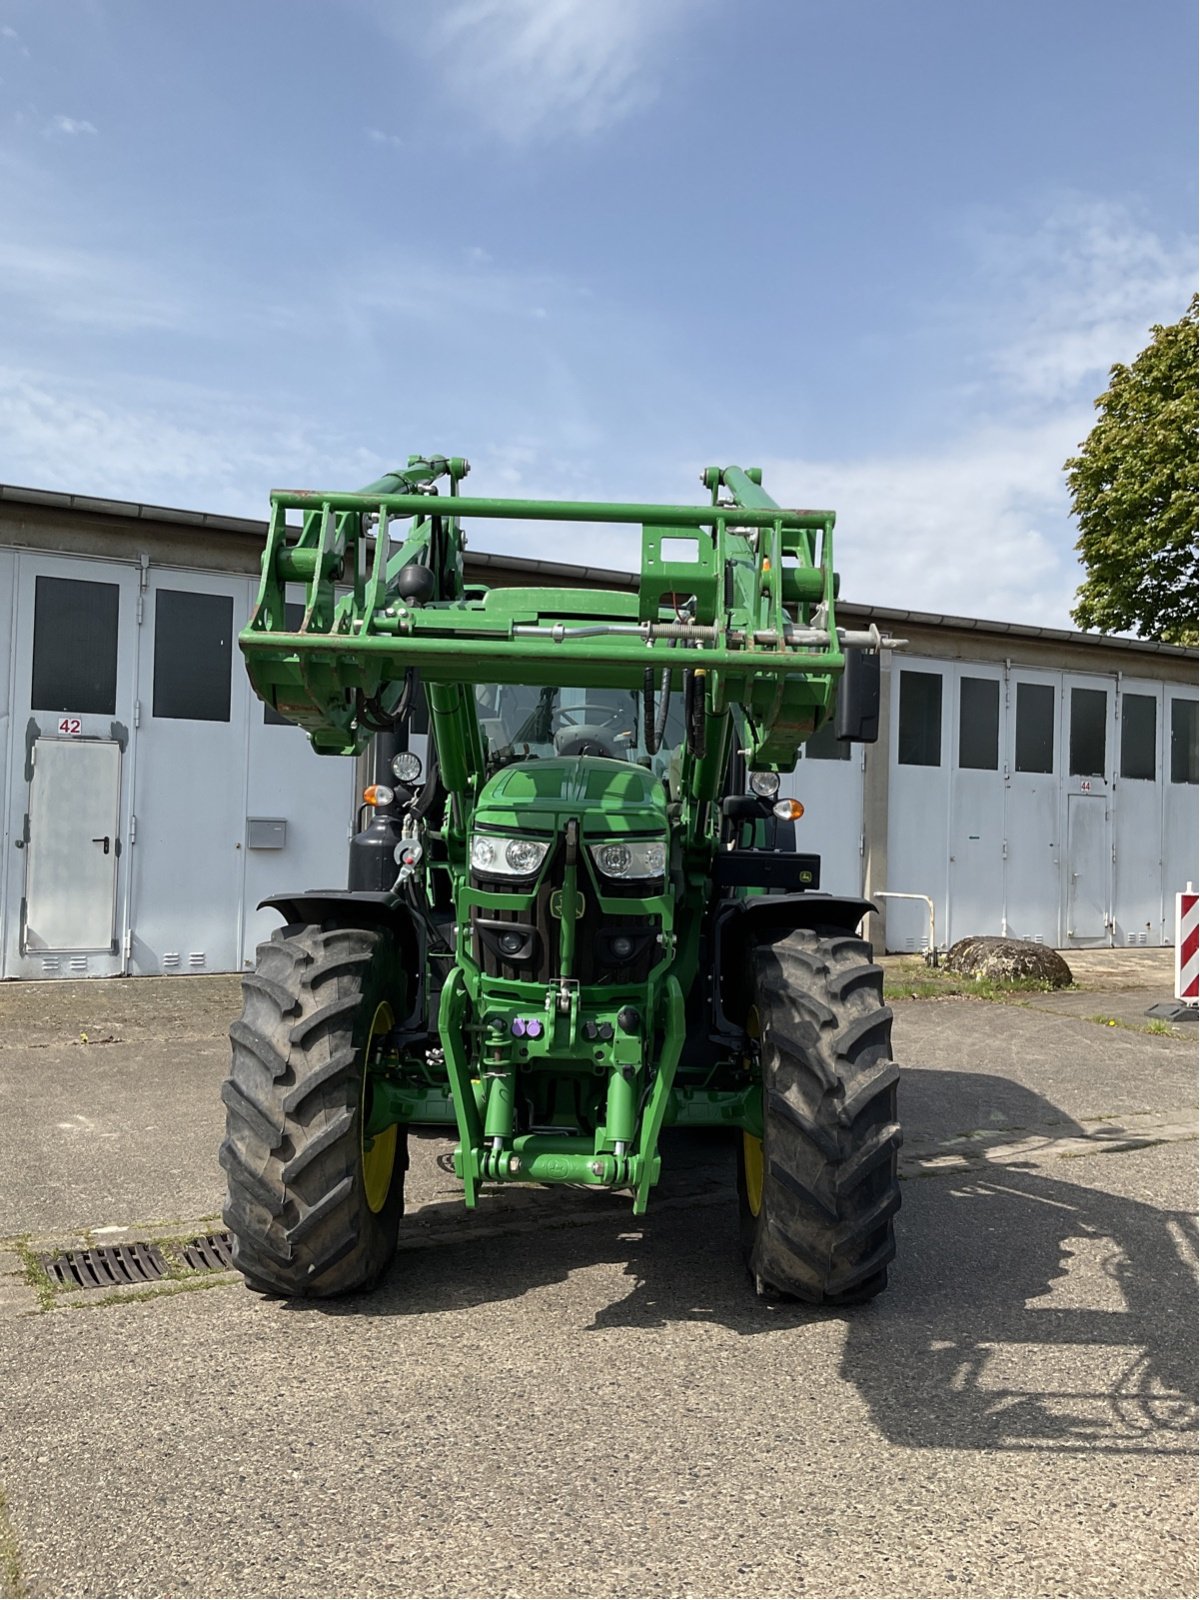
[1, 479, 1194, 662]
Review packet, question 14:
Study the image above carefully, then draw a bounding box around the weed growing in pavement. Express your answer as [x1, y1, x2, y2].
[85, 1275, 235, 1311]
[1084, 1013, 1182, 1038]
[883, 958, 1068, 1004]
[15, 1244, 57, 1313]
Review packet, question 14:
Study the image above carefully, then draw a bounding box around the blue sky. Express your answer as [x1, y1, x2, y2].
[0, 0, 1195, 627]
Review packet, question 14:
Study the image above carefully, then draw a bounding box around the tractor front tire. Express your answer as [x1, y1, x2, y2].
[738, 929, 901, 1304]
[220, 922, 407, 1297]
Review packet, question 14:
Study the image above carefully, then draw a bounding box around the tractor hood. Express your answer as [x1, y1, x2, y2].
[475, 757, 668, 837]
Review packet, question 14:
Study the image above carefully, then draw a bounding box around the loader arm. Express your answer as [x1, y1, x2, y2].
[242, 456, 886, 781]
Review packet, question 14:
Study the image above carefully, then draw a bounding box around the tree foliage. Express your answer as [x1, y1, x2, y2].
[1065, 295, 1198, 645]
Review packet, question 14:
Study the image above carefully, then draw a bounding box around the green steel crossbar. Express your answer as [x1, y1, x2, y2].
[271, 488, 834, 531]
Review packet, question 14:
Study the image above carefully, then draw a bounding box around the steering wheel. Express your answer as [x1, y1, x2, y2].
[554, 720, 633, 758]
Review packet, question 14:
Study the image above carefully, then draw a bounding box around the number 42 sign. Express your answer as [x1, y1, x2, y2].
[57, 717, 82, 736]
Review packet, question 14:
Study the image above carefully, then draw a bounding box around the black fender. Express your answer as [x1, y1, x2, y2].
[257, 890, 425, 1026]
[713, 894, 876, 1035]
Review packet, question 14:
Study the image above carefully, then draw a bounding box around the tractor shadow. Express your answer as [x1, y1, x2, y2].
[295, 1070, 1198, 1456]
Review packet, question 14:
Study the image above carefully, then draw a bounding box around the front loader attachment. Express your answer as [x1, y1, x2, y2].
[224, 455, 904, 1298]
[241, 456, 889, 770]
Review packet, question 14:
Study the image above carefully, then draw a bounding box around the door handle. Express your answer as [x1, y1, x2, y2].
[92, 836, 111, 855]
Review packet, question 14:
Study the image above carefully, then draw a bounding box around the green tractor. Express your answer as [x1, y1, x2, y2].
[220, 457, 902, 1303]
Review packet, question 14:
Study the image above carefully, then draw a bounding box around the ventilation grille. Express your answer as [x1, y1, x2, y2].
[41, 957, 60, 975]
[162, 953, 181, 970]
[68, 955, 88, 973]
[188, 952, 206, 970]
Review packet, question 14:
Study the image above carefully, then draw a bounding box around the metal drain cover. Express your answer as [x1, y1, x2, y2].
[178, 1232, 234, 1272]
[41, 1241, 169, 1290]
[38, 1231, 235, 1291]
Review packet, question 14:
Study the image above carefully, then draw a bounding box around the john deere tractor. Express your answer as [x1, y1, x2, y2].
[220, 457, 902, 1303]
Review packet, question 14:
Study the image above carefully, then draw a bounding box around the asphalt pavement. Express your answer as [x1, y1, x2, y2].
[0, 959, 1195, 1599]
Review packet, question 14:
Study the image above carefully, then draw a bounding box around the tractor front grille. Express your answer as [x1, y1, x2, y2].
[472, 845, 659, 987]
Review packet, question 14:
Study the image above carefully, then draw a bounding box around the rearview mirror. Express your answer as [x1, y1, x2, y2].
[835, 648, 880, 743]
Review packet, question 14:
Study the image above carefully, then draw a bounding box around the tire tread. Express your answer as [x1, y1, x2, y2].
[220, 922, 406, 1298]
[742, 927, 901, 1305]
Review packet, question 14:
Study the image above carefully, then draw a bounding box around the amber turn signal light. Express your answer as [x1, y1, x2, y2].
[772, 798, 804, 821]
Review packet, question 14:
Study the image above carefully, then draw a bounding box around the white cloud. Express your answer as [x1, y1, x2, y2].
[760, 418, 1091, 628]
[0, 237, 189, 331]
[365, 127, 403, 148]
[0, 365, 381, 515]
[421, 0, 694, 143]
[332, 253, 582, 345]
[745, 198, 1200, 630]
[47, 115, 98, 137]
[962, 197, 1195, 407]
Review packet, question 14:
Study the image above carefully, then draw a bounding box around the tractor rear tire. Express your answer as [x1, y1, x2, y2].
[738, 929, 900, 1304]
[220, 922, 407, 1297]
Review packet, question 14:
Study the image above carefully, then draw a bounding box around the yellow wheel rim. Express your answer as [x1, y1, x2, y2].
[742, 1131, 764, 1218]
[743, 1004, 764, 1217]
[360, 1001, 397, 1215]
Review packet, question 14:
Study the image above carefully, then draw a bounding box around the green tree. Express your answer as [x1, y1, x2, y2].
[1065, 295, 1198, 645]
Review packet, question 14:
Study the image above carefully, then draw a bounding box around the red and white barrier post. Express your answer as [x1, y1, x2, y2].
[1175, 883, 1199, 1003]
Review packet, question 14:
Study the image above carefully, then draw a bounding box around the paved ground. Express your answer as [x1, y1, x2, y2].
[0, 957, 1195, 1598]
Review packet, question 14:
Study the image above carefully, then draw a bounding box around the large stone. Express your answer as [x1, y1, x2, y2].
[944, 936, 1073, 988]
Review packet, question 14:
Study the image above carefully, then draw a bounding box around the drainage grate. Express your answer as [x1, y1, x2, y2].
[38, 1231, 235, 1291]
[178, 1232, 233, 1272]
[41, 1241, 169, 1290]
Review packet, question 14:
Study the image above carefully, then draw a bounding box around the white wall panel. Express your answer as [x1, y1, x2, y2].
[0, 549, 13, 960]
[886, 658, 951, 951]
[1113, 682, 1165, 944]
[947, 665, 1006, 945]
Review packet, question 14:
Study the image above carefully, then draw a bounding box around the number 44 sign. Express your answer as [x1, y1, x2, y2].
[57, 717, 82, 736]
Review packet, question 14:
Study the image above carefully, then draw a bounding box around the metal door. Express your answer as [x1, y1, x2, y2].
[1066, 794, 1109, 942]
[1004, 669, 1061, 944]
[885, 659, 951, 951]
[128, 571, 248, 973]
[240, 583, 358, 966]
[1163, 693, 1199, 944]
[23, 739, 121, 950]
[242, 702, 357, 966]
[3, 553, 138, 978]
[785, 728, 864, 896]
[1112, 683, 1163, 945]
[0, 549, 14, 962]
[1061, 674, 1113, 946]
[947, 665, 1006, 944]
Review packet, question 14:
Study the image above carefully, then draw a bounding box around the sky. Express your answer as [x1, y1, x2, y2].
[0, 0, 1195, 628]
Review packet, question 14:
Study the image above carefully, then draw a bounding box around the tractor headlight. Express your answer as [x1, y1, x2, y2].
[391, 751, 423, 785]
[470, 834, 551, 878]
[589, 840, 666, 880]
[748, 771, 781, 799]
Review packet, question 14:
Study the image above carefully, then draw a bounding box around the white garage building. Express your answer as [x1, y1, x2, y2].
[0, 481, 1195, 976]
[792, 605, 1197, 954]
